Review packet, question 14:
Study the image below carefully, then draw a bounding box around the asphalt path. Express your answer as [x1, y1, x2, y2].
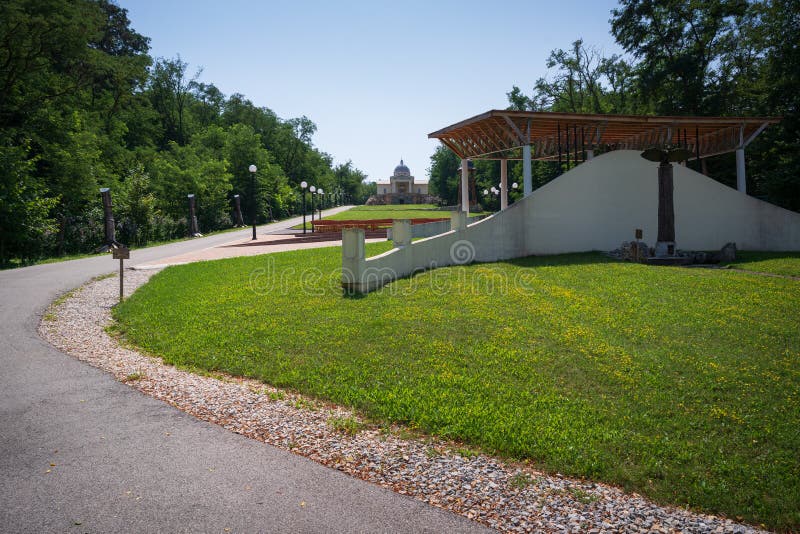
[0, 210, 487, 533]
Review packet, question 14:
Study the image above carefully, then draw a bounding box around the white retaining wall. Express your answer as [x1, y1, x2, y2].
[386, 215, 485, 241]
[342, 150, 800, 292]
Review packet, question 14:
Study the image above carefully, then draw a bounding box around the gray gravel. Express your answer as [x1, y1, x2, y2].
[40, 269, 768, 533]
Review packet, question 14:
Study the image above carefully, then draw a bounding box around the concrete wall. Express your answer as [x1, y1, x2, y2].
[514, 150, 800, 253]
[386, 215, 485, 241]
[343, 150, 800, 292]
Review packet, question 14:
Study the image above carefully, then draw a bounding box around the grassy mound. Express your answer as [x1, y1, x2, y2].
[114, 246, 800, 529]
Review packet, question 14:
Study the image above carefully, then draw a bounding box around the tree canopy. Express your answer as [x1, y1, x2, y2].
[0, 0, 373, 266]
[433, 0, 798, 213]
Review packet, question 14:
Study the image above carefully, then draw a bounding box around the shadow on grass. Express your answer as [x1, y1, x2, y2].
[500, 251, 620, 269]
[728, 250, 800, 262]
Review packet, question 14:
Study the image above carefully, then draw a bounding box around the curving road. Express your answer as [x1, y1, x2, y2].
[0, 211, 487, 533]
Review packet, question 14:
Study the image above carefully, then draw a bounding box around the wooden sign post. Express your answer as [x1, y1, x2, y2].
[113, 246, 129, 303]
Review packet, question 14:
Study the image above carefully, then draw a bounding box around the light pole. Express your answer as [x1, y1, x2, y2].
[309, 185, 316, 233]
[248, 164, 257, 240]
[318, 188, 324, 219]
[300, 181, 308, 234]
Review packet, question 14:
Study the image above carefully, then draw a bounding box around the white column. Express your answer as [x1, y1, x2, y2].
[522, 144, 532, 196]
[460, 158, 469, 214]
[736, 148, 746, 193]
[500, 159, 508, 210]
[586, 149, 594, 160]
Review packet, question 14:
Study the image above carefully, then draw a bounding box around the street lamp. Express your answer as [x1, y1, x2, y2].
[248, 164, 257, 240]
[318, 188, 324, 219]
[300, 181, 308, 235]
[309, 185, 316, 233]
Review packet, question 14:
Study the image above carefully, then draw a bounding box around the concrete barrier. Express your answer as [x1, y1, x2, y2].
[343, 150, 800, 293]
[386, 214, 485, 241]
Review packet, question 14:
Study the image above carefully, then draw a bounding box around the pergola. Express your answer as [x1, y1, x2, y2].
[428, 110, 780, 212]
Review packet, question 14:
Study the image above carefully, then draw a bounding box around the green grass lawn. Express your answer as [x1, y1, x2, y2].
[724, 250, 800, 277]
[113, 247, 800, 530]
[293, 204, 489, 229]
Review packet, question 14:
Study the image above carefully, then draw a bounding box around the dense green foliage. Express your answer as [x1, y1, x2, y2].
[114, 247, 800, 529]
[0, 0, 373, 266]
[433, 0, 800, 212]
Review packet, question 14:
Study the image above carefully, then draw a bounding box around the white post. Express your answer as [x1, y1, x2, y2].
[461, 158, 469, 214]
[341, 228, 366, 293]
[450, 211, 467, 231]
[586, 149, 594, 160]
[736, 148, 746, 193]
[523, 144, 532, 196]
[500, 159, 508, 210]
[392, 219, 412, 247]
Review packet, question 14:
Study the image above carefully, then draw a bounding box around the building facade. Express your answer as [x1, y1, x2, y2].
[368, 160, 436, 205]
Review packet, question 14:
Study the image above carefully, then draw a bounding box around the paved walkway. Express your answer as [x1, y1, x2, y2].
[135, 225, 384, 268]
[0, 210, 486, 533]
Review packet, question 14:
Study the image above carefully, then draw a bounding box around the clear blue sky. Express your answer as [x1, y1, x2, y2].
[122, 0, 624, 183]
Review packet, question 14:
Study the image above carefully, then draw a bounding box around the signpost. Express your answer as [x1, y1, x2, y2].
[113, 245, 129, 303]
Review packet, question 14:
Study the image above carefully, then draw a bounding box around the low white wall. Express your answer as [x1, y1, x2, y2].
[387, 214, 485, 241]
[342, 150, 800, 292]
[516, 150, 800, 253]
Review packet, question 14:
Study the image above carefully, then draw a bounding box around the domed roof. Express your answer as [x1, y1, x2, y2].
[394, 159, 410, 176]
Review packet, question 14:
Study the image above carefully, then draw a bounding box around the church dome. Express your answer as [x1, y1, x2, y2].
[394, 159, 411, 176]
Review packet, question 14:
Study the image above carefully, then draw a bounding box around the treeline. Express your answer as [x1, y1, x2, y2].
[429, 0, 799, 213]
[0, 0, 375, 266]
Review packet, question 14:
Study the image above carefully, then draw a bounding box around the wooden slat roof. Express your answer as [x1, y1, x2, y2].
[428, 110, 780, 161]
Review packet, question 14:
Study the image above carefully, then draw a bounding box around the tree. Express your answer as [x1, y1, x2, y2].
[116, 163, 156, 245]
[0, 1, 372, 263]
[0, 139, 58, 265]
[610, 0, 749, 115]
[744, 0, 800, 210]
[333, 160, 372, 204]
[507, 40, 639, 114]
[148, 56, 199, 147]
[427, 146, 460, 205]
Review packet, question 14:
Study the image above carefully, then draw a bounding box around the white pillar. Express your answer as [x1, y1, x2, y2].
[736, 148, 746, 193]
[341, 228, 366, 293]
[522, 144, 532, 196]
[460, 158, 469, 214]
[586, 149, 594, 160]
[500, 159, 508, 210]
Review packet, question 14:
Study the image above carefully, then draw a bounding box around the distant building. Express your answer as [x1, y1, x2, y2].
[369, 159, 437, 205]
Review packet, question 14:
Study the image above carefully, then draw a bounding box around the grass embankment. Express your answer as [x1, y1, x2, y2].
[293, 204, 488, 229]
[723, 250, 800, 277]
[113, 247, 800, 530]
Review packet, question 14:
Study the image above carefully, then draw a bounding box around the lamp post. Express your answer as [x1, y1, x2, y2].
[318, 188, 324, 219]
[300, 181, 308, 234]
[248, 165, 257, 240]
[309, 185, 316, 233]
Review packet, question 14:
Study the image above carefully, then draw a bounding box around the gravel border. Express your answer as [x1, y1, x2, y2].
[39, 270, 766, 533]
